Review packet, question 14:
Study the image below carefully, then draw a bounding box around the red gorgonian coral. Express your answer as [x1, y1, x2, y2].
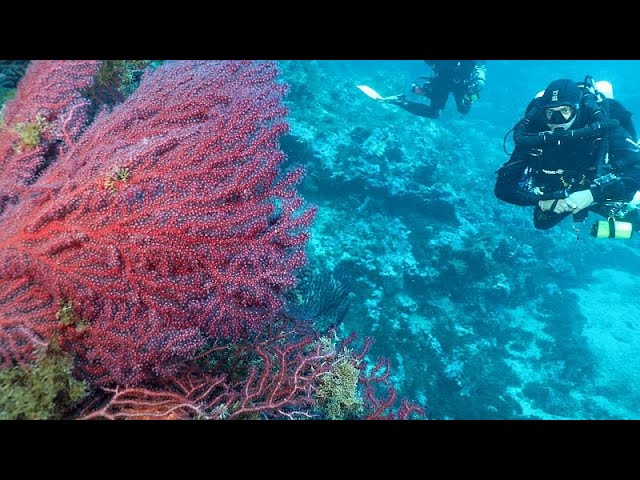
[0, 60, 316, 386]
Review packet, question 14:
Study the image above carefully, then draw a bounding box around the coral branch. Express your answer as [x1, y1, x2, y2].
[0, 61, 315, 386]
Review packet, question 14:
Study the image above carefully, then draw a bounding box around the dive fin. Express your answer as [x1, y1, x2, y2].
[356, 85, 384, 100]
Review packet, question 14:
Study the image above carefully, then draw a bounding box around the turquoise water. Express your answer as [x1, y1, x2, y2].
[3, 60, 640, 420]
[282, 60, 640, 419]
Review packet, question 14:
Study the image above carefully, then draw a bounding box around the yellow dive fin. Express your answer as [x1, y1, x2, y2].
[356, 85, 384, 100]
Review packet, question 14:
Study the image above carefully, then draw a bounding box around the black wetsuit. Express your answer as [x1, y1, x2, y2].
[392, 60, 485, 119]
[495, 105, 640, 230]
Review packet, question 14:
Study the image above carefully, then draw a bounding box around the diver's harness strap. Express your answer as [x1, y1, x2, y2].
[607, 217, 617, 238]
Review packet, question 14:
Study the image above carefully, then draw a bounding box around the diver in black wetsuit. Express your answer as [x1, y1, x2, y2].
[495, 77, 640, 236]
[380, 60, 486, 119]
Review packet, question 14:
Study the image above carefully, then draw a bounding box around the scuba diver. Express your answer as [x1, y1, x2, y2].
[378, 60, 486, 118]
[495, 77, 640, 239]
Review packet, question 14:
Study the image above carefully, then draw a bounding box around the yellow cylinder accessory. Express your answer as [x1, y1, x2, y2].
[591, 218, 633, 239]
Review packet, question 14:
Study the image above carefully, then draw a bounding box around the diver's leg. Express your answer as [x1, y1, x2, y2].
[386, 75, 449, 118]
[389, 98, 440, 118]
[454, 87, 472, 115]
[427, 77, 449, 116]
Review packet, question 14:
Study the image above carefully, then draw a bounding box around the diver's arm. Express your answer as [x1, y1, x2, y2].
[494, 154, 541, 206]
[591, 129, 640, 202]
[495, 151, 572, 206]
